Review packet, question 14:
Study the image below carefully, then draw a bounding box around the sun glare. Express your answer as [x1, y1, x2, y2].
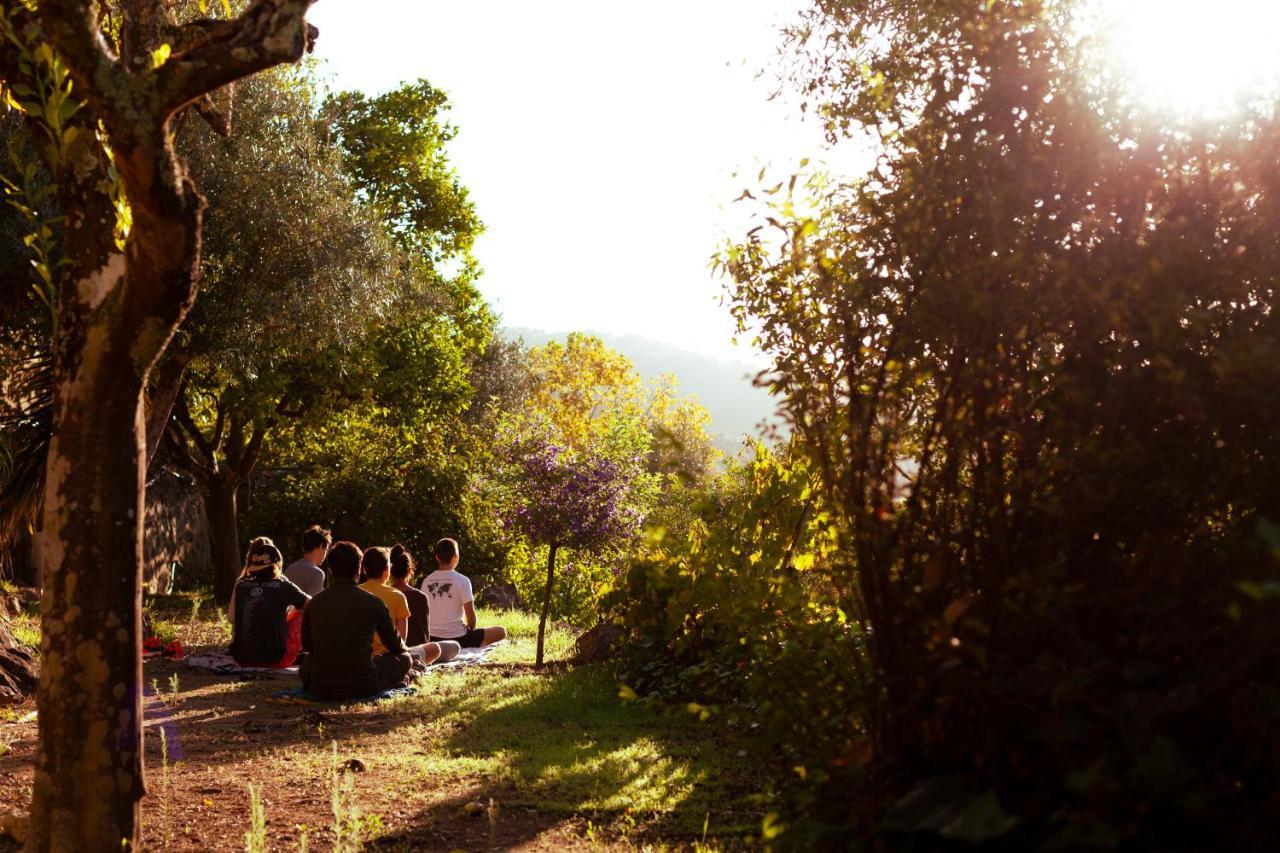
[1105, 0, 1280, 116]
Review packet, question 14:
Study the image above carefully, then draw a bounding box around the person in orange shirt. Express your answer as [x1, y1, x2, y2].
[359, 546, 459, 665]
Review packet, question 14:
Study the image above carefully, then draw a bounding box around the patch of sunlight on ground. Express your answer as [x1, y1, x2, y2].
[475, 606, 578, 664]
[529, 738, 704, 813]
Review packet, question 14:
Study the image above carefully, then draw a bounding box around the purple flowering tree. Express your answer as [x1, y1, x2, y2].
[500, 436, 648, 665]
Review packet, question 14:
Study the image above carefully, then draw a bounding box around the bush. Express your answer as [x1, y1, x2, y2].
[612, 444, 870, 825]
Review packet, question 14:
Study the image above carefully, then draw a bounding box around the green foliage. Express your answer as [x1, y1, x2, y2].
[612, 444, 862, 817]
[701, 0, 1280, 847]
[485, 336, 719, 626]
[244, 308, 508, 579]
[170, 66, 490, 595]
[0, 139, 62, 327]
[324, 79, 479, 263]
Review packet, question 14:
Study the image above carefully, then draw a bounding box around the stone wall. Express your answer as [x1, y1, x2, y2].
[143, 466, 212, 593]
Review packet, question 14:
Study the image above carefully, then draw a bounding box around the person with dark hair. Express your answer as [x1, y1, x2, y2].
[229, 536, 310, 668]
[390, 544, 430, 645]
[360, 545, 458, 665]
[285, 524, 332, 596]
[422, 538, 507, 648]
[358, 546, 410, 653]
[299, 540, 414, 699]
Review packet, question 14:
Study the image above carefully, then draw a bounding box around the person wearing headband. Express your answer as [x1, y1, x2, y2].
[229, 536, 311, 668]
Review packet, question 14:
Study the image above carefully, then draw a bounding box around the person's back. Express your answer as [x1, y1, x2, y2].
[401, 584, 430, 646]
[230, 538, 309, 667]
[301, 541, 410, 700]
[284, 524, 331, 596]
[422, 538, 507, 648]
[358, 579, 411, 655]
[390, 543, 430, 646]
[422, 565, 472, 640]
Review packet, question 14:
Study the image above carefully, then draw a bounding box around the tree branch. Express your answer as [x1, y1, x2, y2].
[162, 420, 214, 480]
[37, 0, 127, 108]
[156, 0, 318, 118]
[209, 396, 227, 455]
[239, 423, 268, 478]
[173, 387, 216, 466]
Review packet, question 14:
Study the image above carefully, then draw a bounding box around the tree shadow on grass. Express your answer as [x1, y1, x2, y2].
[436, 665, 762, 842]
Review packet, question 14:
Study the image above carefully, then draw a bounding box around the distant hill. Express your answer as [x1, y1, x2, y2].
[502, 327, 784, 452]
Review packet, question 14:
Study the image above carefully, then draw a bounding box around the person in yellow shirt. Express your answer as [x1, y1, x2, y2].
[359, 547, 459, 665]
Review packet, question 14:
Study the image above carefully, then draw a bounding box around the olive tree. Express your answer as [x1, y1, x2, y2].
[0, 1, 320, 848]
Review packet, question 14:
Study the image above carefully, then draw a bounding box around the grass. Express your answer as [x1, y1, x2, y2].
[478, 606, 577, 663]
[0, 600, 766, 850]
[7, 614, 38, 652]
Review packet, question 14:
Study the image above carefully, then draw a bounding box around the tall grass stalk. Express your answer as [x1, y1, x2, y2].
[330, 741, 363, 852]
[158, 727, 170, 820]
[245, 782, 266, 853]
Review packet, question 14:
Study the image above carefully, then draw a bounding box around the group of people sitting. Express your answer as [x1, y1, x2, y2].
[227, 526, 507, 699]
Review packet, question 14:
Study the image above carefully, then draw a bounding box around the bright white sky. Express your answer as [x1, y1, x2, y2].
[306, 1, 825, 365]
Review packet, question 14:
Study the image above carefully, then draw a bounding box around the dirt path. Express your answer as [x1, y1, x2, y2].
[0, 650, 761, 851]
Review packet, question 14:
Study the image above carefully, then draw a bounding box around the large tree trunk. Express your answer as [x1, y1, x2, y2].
[206, 472, 241, 604]
[536, 544, 559, 667]
[16, 2, 318, 847]
[30, 275, 151, 850]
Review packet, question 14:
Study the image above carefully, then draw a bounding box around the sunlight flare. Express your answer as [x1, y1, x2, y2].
[1103, 0, 1280, 116]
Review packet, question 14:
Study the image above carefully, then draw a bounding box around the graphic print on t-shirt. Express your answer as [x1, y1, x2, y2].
[421, 569, 472, 639]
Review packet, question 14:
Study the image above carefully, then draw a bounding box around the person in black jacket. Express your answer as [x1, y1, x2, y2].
[300, 540, 413, 699]
[229, 537, 310, 668]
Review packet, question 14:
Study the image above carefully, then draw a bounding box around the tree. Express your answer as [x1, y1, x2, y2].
[725, 0, 1280, 844]
[0, 1, 319, 847]
[525, 333, 644, 453]
[243, 307, 500, 577]
[643, 373, 720, 483]
[497, 425, 652, 665]
[164, 66, 402, 602]
[323, 78, 478, 263]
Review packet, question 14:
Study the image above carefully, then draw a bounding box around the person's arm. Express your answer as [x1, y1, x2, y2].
[227, 586, 237, 625]
[287, 579, 310, 611]
[393, 595, 411, 640]
[462, 575, 476, 629]
[375, 603, 406, 655]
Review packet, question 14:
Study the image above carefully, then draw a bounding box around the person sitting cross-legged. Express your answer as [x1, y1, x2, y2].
[389, 544, 431, 646]
[422, 538, 507, 649]
[359, 546, 459, 666]
[229, 537, 310, 668]
[300, 541, 414, 699]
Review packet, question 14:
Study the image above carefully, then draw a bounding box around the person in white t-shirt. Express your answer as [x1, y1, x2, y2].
[420, 538, 507, 648]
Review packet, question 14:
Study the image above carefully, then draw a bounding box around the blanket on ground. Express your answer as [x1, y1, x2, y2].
[186, 651, 298, 677]
[187, 642, 501, 678]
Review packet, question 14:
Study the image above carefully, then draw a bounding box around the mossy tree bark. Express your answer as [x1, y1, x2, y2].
[0, 2, 321, 849]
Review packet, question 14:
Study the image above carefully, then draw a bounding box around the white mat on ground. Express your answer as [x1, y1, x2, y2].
[420, 642, 501, 673]
[186, 642, 503, 678]
[186, 651, 298, 676]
